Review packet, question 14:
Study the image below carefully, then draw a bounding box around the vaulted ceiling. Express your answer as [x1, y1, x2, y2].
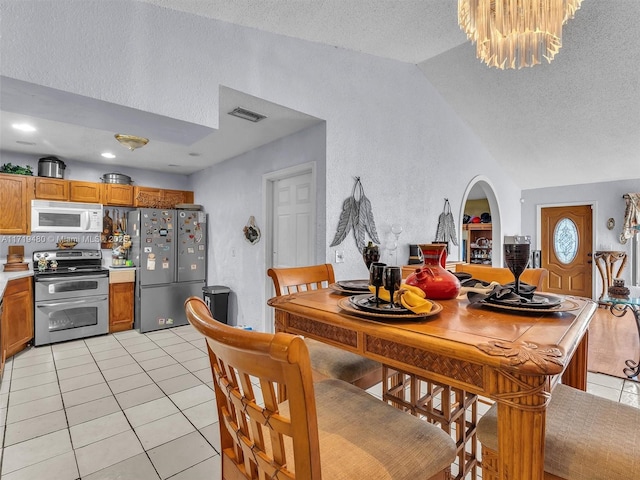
[3, 1, 638, 190]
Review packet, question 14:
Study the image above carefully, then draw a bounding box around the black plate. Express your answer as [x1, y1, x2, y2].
[484, 293, 563, 309]
[349, 294, 412, 314]
[337, 279, 370, 292]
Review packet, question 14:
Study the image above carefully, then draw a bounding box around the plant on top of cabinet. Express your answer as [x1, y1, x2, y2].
[0, 163, 33, 175]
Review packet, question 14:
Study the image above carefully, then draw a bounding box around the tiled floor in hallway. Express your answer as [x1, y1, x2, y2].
[0, 325, 638, 479]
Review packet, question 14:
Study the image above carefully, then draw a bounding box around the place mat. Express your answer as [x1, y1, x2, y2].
[338, 294, 442, 320]
[474, 296, 581, 313]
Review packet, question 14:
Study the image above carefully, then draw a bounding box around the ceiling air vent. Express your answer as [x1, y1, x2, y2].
[228, 107, 267, 123]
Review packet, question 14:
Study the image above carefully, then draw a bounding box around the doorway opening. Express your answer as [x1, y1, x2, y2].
[459, 176, 502, 266]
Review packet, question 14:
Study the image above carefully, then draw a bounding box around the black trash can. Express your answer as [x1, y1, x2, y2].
[202, 286, 231, 324]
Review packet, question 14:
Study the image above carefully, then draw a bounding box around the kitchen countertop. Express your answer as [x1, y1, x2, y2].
[0, 262, 34, 298]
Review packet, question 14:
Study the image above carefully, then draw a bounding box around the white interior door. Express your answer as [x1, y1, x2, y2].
[272, 172, 313, 268]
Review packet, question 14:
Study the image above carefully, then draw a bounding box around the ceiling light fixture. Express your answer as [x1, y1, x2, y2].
[101, 152, 116, 159]
[458, 0, 582, 70]
[228, 107, 267, 123]
[114, 133, 149, 151]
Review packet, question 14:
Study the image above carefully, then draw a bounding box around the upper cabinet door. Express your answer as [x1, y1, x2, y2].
[35, 178, 69, 201]
[102, 184, 134, 206]
[69, 181, 102, 203]
[0, 174, 33, 234]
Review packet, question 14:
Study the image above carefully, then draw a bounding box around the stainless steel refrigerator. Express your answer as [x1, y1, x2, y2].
[128, 208, 207, 333]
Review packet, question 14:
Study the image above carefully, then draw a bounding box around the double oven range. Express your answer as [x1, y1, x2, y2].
[33, 249, 109, 346]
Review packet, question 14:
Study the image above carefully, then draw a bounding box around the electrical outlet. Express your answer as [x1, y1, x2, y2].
[335, 250, 344, 263]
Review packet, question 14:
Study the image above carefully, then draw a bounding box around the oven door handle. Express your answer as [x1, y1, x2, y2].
[36, 274, 108, 282]
[36, 297, 108, 308]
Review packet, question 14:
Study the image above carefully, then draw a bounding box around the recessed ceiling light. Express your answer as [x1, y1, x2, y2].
[12, 123, 36, 132]
[102, 152, 116, 159]
[16, 140, 36, 146]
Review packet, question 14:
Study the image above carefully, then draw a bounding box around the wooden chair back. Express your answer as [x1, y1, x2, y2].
[455, 264, 549, 291]
[184, 296, 321, 479]
[267, 264, 335, 296]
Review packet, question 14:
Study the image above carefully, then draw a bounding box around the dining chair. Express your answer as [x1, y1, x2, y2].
[184, 296, 457, 480]
[267, 264, 382, 390]
[453, 265, 549, 291]
[477, 383, 640, 480]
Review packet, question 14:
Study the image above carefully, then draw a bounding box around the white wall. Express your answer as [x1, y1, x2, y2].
[521, 179, 640, 297]
[1, 0, 522, 329]
[190, 123, 326, 328]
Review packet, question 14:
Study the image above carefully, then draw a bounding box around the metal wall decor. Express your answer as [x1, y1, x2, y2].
[435, 198, 459, 246]
[330, 177, 380, 251]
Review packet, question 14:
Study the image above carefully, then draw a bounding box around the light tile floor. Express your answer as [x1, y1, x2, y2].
[0, 325, 638, 479]
[0, 326, 220, 480]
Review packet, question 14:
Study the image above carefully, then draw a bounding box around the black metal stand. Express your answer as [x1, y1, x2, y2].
[608, 302, 640, 379]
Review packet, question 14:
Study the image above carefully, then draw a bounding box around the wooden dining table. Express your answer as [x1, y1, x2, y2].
[268, 288, 597, 480]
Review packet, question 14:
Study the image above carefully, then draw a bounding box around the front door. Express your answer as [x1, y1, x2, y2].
[541, 205, 593, 297]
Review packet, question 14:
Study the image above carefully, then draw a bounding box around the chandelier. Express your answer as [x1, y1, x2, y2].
[458, 0, 583, 70]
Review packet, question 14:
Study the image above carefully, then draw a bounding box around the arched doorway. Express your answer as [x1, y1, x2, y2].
[459, 176, 502, 267]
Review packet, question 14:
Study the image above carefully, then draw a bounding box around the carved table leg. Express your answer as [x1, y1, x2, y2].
[562, 330, 589, 391]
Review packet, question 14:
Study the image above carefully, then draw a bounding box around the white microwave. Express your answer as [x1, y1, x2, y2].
[31, 200, 103, 233]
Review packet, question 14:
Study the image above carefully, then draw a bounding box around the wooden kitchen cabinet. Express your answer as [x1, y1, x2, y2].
[134, 186, 163, 207]
[2, 276, 34, 359]
[102, 184, 134, 206]
[134, 186, 193, 208]
[69, 181, 102, 203]
[0, 173, 33, 234]
[35, 177, 69, 200]
[35, 179, 101, 203]
[109, 269, 135, 333]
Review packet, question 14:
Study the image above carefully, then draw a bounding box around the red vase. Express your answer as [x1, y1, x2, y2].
[406, 244, 460, 300]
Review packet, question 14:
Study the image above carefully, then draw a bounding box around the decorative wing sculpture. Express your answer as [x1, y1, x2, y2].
[330, 177, 380, 251]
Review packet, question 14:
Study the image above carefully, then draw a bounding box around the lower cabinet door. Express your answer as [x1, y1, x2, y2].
[109, 282, 134, 333]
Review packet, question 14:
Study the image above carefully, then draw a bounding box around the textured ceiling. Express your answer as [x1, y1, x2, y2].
[141, 0, 640, 190]
[3, 1, 638, 189]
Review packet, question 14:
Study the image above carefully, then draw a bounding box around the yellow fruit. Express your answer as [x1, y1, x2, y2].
[400, 284, 426, 299]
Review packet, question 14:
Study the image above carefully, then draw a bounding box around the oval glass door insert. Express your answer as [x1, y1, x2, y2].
[553, 218, 579, 264]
